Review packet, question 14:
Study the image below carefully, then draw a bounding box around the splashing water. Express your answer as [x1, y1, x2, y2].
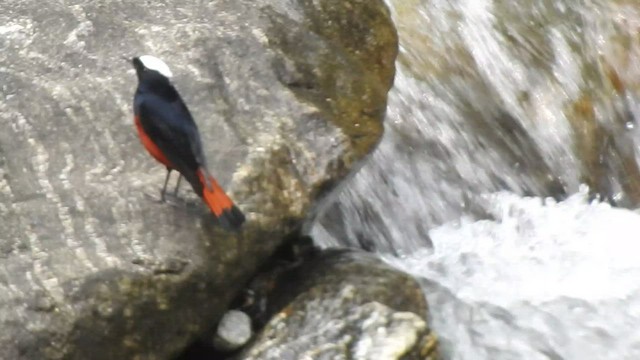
[314, 0, 640, 358]
[386, 187, 640, 359]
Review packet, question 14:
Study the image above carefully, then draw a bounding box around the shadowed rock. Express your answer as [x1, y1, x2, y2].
[237, 248, 439, 360]
[0, 0, 397, 358]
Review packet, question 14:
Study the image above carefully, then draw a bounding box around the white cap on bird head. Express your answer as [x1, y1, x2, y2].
[138, 55, 173, 78]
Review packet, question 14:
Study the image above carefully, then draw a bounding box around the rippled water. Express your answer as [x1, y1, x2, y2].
[314, 0, 640, 358]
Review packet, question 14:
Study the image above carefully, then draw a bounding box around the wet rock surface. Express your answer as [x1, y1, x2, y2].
[0, 0, 397, 358]
[237, 248, 439, 360]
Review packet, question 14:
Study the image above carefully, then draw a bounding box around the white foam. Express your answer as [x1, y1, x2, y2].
[386, 187, 640, 359]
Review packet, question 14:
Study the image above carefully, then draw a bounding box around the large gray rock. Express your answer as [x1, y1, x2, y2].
[0, 0, 397, 358]
[238, 249, 440, 360]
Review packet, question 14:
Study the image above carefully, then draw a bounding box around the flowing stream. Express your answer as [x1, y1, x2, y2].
[314, 1, 640, 359]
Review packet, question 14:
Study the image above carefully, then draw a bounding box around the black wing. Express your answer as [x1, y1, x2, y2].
[136, 89, 207, 191]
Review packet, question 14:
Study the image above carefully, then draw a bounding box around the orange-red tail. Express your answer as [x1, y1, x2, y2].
[197, 169, 245, 230]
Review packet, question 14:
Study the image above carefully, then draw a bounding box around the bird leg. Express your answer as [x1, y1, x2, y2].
[161, 168, 172, 202]
[173, 175, 182, 197]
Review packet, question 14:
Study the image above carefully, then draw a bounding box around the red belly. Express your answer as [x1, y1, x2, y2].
[134, 116, 172, 168]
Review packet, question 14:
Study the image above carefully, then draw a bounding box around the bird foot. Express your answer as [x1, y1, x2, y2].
[143, 191, 165, 203]
[143, 191, 182, 205]
[144, 191, 200, 211]
[161, 192, 183, 207]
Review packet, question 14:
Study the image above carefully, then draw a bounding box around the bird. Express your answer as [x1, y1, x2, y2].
[130, 55, 245, 230]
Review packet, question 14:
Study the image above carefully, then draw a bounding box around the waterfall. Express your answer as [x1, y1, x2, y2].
[314, 0, 640, 358]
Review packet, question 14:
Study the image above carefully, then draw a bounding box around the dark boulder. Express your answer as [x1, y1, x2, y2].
[238, 248, 440, 360]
